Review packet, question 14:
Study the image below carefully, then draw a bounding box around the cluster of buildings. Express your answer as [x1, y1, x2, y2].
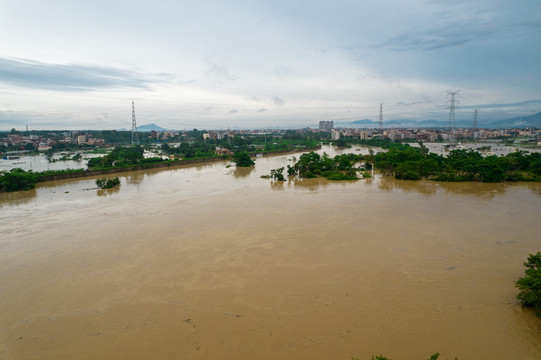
[149, 130, 180, 139]
[148, 125, 540, 144]
[322, 127, 539, 142]
[151, 129, 245, 141]
[2, 125, 539, 155]
[0, 131, 105, 152]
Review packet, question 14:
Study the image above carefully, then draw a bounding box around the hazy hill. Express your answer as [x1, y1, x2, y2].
[341, 112, 540, 129]
[118, 123, 168, 132]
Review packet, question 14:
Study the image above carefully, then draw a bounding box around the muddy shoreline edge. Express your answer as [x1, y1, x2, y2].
[35, 146, 322, 184]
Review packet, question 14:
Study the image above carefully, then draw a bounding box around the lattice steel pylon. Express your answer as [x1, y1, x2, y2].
[131, 101, 139, 146]
[446, 90, 460, 130]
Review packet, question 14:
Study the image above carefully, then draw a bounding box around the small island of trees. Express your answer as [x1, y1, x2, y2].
[284, 151, 369, 180]
[96, 177, 121, 189]
[232, 152, 255, 167]
[516, 252, 541, 316]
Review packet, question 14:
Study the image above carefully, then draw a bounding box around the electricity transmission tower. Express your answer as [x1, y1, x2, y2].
[446, 90, 460, 130]
[131, 101, 139, 146]
[378, 102, 383, 130]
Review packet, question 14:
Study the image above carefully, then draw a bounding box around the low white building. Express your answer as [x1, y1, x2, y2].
[38, 142, 51, 151]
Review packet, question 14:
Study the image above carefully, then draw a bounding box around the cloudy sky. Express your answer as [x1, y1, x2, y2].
[1, 0, 540, 130]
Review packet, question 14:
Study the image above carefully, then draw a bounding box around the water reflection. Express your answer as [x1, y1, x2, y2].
[36, 178, 92, 190]
[97, 186, 120, 197]
[377, 176, 437, 196]
[125, 172, 145, 184]
[233, 167, 255, 178]
[269, 180, 285, 191]
[375, 175, 522, 198]
[288, 177, 331, 190]
[525, 182, 541, 196]
[0, 188, 37, 206]
[364, 175, 374, 185]
[436, 181, 507, 198]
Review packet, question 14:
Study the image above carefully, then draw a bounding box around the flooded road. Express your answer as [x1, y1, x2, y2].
[1, 146, 540, 360]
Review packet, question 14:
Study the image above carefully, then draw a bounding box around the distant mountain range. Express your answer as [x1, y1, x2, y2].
[118, 123, 169, 132]
[338, 112, 541, 129]
[116, 113, 539, 132]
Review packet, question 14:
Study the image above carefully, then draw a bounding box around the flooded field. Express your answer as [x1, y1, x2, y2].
[0, 152, 101, 172]
[1, 146, 540, 360]
[407, 141, 541, 157]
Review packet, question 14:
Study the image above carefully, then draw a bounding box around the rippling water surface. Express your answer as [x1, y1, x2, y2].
[1, 146, 540, 359]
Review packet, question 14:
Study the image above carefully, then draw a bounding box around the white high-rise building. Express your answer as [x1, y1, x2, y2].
[319, 121, 334, 131]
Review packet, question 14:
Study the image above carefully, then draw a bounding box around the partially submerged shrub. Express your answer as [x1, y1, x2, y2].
[516, 252, 541, 315]
[96, 177, 121, 189]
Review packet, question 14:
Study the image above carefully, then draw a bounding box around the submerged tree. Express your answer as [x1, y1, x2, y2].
[269, 167, 285, 181]
[96, 177, 121, 189]
[232, 152, 255, 167]
[516, 252, 541, 315]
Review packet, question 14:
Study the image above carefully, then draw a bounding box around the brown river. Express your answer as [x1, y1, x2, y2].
[1, 146, 540, 359]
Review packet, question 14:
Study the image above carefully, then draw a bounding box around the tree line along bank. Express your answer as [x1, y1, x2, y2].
[2, 138, 541, 192]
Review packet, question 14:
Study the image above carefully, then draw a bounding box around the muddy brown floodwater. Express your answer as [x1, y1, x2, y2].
[1, 146, 541, 360]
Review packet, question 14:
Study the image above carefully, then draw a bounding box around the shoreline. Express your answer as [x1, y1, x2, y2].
[34, 146, 322, 184]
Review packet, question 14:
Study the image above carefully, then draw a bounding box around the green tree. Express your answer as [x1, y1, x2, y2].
[0, 168, 38, 192]
[96, 177, 121, 189]
[516, 252, 541, 315]
[477, 156, 505, 183]
[269, 167, 285, 181]
[394, 164, 420, 180]
[161, 142, 170, 154]
[232, 152, 255, 167]
[45, 148, 54, 159]
[530, 160, 541, 175]
[336, 138, 349, 147]
[87, 145, 145, 169]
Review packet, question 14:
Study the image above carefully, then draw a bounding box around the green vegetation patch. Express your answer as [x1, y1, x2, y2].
[373, 144, 541, 183]
[87, 145, 145, 169]
[516, 252, 541, 315]
[96, 177, 121, 189]
[269, 167, 285, 181]
[0, 168, 89, 192]
[285, 151, 366, 181]
[232, 152, 255, 167]
[0, 168, 38, 192]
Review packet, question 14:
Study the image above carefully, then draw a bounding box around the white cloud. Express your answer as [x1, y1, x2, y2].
[0, 0, 539, 129]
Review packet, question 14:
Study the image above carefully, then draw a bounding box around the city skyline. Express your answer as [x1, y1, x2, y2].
[1, 0, 540, 130]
